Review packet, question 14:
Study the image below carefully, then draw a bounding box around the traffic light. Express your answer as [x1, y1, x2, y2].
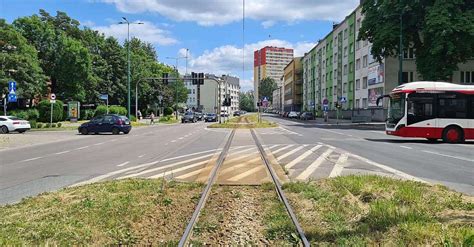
[162, 73, 169, 84]
[191, 72, 198, 85]
[222, 97, 231, 106]
[198, 73, 204, 85]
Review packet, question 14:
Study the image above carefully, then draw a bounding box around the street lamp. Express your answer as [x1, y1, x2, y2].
[165, 56, 186, 120]
[118, 17, 143, 119]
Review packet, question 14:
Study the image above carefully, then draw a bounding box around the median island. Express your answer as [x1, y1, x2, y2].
[208, 113, 278, 129]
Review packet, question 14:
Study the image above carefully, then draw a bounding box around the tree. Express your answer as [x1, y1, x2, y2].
[258, 77, 277, 102]
[239, 91, 255, 112]
[0, 19, 47, 105]
[358, 0, 474, 81]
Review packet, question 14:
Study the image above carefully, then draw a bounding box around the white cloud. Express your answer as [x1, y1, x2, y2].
[100, 0, 359, 26]
[81, 20, 96, 27]
[176, 39, 316, 92]
[92, 21, 177, 46]
[261, 20, 276, 29]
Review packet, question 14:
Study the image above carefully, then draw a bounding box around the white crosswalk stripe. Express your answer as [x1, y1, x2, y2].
[285, 145, 322, 169]
[328, 153, 349, 178]
[271, 145, 295, 155]
[276, 145, 307, 161]
[148, 160, 209, 179]
[296, 148, 335, 180]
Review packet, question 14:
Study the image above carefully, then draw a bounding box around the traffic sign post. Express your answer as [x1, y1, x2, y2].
[50, 94, 56, 125]
[323, 98, 329, 122]
[100, 94, 109, 114]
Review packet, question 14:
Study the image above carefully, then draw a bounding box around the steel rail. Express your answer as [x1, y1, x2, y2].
[250, 129, 310, 247]
[178, 129, 236, 247]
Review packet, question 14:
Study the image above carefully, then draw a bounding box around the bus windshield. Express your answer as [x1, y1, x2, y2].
[388, 93, 405, 124]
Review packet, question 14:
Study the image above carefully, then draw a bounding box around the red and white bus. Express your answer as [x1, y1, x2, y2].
[380, 81, 474, 143]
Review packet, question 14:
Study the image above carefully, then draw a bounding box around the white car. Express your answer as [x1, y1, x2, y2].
[288, 111, 298, 119]
[0, 116, 31, 134]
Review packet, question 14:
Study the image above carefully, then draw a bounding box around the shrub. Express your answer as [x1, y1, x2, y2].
[130, 115, 137, 122]
[57, 122, 62, 128]
[109, 105, 127, 116]
[51, 123, 57, 128]
[164, 107, 174, 116]
[38, 100, 64, 123]
[84, 109, 95, 120]
[44, 123, 51, 128]
[11, 110, 28, 120]
[94, 105, 108, 116]
[36, 123, 43, 128]
[29, 120, 37, 128]
[26, 109, 39, 121]
[146, 108, 155, 115]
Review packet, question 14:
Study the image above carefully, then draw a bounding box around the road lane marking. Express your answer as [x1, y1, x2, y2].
[285, 145, 322, 169]
[179, 137, 184, 140]
[328, 153, 349, 178]
[138, 154, 146, 158]
[120, 154, 214, 179]
[148, 160, 209, 179]
[171, 140, 177, 142]
[54, 150, 71, 155]
[116, 161, 130, 167]
[349, 153, 428, 183]
[296, 148, 335, 180]
[76, 146, 90, 150]
[94, 142, 105, 146]
[176, 168, 205, 179]
[276, 145, 307, 161]
[399, 145, 413, 149]
[20, 156, 42, 162]
[271, 145, 295, 155]
[160, 149, 221, 162]
[421, 150, 473, 162]
[227, 166, 265, 182]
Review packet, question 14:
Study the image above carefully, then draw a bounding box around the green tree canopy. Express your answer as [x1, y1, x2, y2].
[358, 0, 474, 81]
[239, 91, 255, 112]
[258, 77, 277, 102]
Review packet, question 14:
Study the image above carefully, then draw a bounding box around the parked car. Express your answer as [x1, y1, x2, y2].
[288, 111, 298, 119]
[195, 112, 203, 121]
[78, 114, 131, 135]
[300, 112, 314, 120]
[182, 112, 197, 123]
[233, 111, 241, 117]
[204, 113, 217, 122]
[0, 116, 31, 134]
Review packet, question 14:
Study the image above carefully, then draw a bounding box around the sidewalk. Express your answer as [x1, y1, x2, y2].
[309, 117, 385, 126]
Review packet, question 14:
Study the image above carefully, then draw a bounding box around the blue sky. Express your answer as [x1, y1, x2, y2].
[0, 0, 359, 91]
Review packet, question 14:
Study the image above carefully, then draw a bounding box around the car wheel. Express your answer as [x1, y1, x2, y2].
[18, 130, 26, 133]
[80, 128, 89, 135]
[442, 126, 464, 143]
[0, 126, 8, 134]
[124, 130, 130, 134]
[112, 127, 120, 135]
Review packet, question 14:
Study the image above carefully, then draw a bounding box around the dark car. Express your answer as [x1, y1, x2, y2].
[78, 114, 131, 135]
[195, 112, 203, 121]
[300, 112, 314, 120]
[233, 111, 241, 117]
[204, 113, 217, 122]
[182, 112, 197, 123]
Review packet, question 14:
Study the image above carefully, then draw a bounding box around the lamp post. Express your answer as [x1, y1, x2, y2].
[118, 17, 143, 119]
[165, 56, 186, 120]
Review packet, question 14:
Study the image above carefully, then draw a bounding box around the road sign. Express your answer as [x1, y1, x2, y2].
[340, 97, 347, 103]
[50, 93, 56, 100]
[8, 81, 16, 92]
[99, 94, 108, 100]
[8, 93, 17, 103]
[323, 105, 329, 112]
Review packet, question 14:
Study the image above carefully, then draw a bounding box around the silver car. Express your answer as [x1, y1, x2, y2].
[0, 116, 31, 134]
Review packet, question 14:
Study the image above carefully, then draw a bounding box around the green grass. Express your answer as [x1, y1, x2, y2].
[158, 116, 179, 124]
[208, 114, 277, 129]
[283, 175, 474, 246]
[0, 179, 203, 245]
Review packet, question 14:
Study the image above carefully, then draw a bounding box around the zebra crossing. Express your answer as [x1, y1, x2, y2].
[258, 127, 303, 136]
[73, 143, 419, 187]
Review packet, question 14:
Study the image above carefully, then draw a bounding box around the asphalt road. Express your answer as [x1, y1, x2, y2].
[0, 122, 228, 205]
[260, 114, 474, 195]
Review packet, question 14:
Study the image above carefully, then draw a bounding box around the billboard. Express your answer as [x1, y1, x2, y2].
[68, 101, 80, 121]
[368, 87, 384, 107]
[368, 63, 384, 86]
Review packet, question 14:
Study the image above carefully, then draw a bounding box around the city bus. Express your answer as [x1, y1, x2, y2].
[378, 81, 474, 143]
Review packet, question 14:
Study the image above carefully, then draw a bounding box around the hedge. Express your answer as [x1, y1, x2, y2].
[38, 100, 64, 123]
[94, 105, 127, 117]
[164, 107, 174, 116]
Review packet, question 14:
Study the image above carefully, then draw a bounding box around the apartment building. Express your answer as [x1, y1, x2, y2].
[254, 46, 294, 106]
[283, 57, 303, 112]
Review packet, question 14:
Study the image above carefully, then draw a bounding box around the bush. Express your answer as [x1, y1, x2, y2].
[130, 115, 137, 122]
[57, 122, 62, 128]
[146, 108, 155, 115]
[36, 123, 43, 128]
[94, 105, 108, 117]
[109, 105, 127, 116]
[38, 100, 64, 123]
[26, 109, 39, 121]
[44, 123, 51, 128]
[10, 110, 28, 120]
[29, 120, 37, 128]
[82, 109, 95, 120]
[51, 123, 57, 128]
[164, 107, 174, 116]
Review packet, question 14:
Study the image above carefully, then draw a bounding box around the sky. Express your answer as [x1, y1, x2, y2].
[0, 0, 360, 92]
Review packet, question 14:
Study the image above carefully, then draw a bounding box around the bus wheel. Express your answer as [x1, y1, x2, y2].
[442, 126, 464, 143]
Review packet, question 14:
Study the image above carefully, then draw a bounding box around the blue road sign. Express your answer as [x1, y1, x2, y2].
[340, 97, 347, 103]
[8, 81, 16, 92]
[99, 94, 108, 100]
[8, 93, 17, 103]
[323, 105, 329, 112]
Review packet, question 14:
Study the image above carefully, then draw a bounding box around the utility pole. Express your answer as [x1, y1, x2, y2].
[166, 56, 186, 120]
[399, 2, 404, 85]
[118, 17, 143, 119]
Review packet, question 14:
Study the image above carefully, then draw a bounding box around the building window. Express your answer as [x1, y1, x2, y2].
[349, 81, 353, 92]
[356, 79, 360, 90]
[344, 64, 348, 75]
[356, 40, 360, 50]
[334, 86, 337, 95]
[334, 53, 337, 63]
[349, 24, 354, 35]
[363, 77, 368, 89]
[356, 99, 360, 109]
[460, 71, 473, 83]
[362, 55, 368, 68]
[350, 43, 354, 54]
[356, 18, 361, 30]
[356, 59, 361, 70]
[334, 70, 337, 79]
[349, 62, 354, 73]
[402, 71, 415, 83]
[343, 82, 347, 93]
[344, 46, 348, 57]
[344, 28, 348, 39]
[403, 48, 416, 59]
[362, 98, 368, 109]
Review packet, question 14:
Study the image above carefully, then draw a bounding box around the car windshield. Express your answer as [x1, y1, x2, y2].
[8, 116, 21, 120]
[388, 93, 406, 124]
